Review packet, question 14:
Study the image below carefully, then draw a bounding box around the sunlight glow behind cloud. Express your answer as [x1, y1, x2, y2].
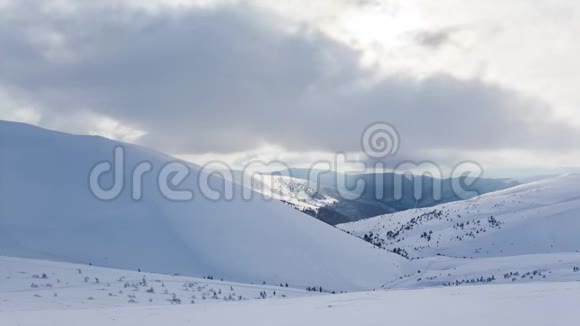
[0, 0, 578, 172]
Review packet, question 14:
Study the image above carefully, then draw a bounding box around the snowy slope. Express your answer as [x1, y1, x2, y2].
[0, 256, 319, 312]
[3, 254, 578, 311]
[250, 175, 338, 212]
[391, 252, 580, 289]
[2, 280, 579, 326]
[0, 121, 404, 291]
[248, 174, 391, 225]
[338, 175, 580, 259]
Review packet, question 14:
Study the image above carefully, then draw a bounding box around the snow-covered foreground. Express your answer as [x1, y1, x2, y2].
[2, 280, 578, 326]
[0, 256, 319, 312]
[1, 255, 578, 326]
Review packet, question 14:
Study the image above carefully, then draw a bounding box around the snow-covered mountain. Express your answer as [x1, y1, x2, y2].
[249, 175, 338, 213]
[0, 121, 404, 291]
[338, 175, 580, 259]
[1, 121, 578, 326]
[256, 169, 519, 225]
[245, 173, 387, 225]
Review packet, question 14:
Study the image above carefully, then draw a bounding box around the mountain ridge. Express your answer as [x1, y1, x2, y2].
[0, 120, 404, 291]
[338, 174, 580, 259]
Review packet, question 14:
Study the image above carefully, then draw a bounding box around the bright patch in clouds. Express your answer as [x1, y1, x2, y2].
[87, 116, 146, 143]
[0, 0, 578, 172]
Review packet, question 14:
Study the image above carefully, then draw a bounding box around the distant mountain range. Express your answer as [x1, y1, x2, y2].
[251, 169, 519, 225]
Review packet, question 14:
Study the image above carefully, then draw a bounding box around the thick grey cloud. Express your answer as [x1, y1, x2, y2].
[0, 1, 577, 158]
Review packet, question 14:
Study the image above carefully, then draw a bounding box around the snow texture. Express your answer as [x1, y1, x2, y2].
[0, 121, 403, 291]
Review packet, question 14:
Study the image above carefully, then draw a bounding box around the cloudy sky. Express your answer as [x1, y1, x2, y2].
[1, 0, 579, 174]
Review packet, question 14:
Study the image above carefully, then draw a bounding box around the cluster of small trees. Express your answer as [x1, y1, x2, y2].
[26, 267, 308, 307]
[306, 286, 324, 292]
[443, 275, 496, 286]
[451, 218, 494, 242]
[385, 210, 445, 241]
[503, 271, 521, 279]
[127, 294, 137, 303]
[519, 270, 545, 280]
[362, 232, 385, 248]
[169, 293, 181, 304]
[487, 216, 502, 228]
[420, 231, 433, 241]
[389, 247, 409, 258]
[502, 270, 546, 281]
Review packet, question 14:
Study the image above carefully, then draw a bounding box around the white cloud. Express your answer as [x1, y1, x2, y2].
[329, 0, 580, 126]
[0, 0, 578, 171]
[0, 106, 42, 125]
[0, 91, 42, 124]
